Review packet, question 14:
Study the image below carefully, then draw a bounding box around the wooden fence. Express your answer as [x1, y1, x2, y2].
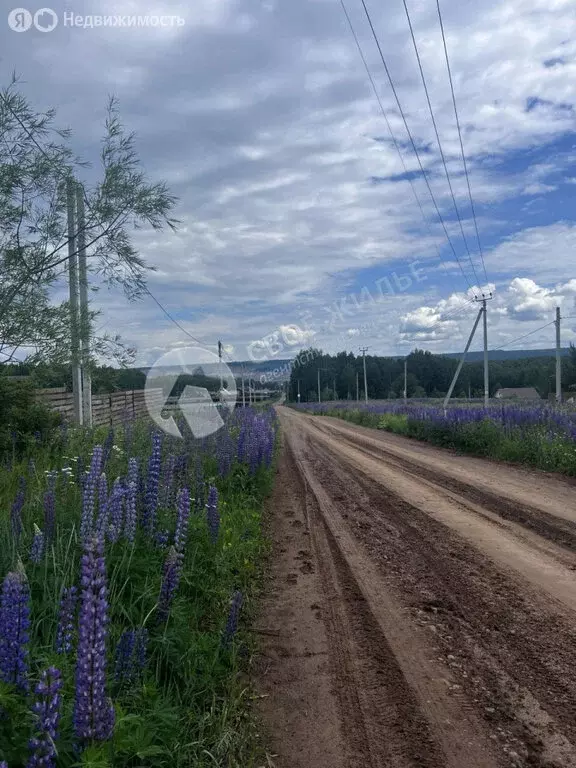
[34, 388, 164, 426]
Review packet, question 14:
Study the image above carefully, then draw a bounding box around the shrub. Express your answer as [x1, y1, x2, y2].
[0, 377, 61, 459]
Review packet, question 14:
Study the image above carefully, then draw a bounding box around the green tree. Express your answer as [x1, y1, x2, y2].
[0, 79, 177, 365]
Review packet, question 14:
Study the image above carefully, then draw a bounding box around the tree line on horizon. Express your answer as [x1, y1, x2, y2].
[287, 347, 576, 402]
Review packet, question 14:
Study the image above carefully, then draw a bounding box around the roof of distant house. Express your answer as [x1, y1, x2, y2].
[494, 387, 541, 399]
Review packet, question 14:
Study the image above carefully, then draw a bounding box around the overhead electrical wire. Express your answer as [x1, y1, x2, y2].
[400, 0, 480, 289]
[435, 0, 489, 288]
[339, 0, 467, 291]
[491, 321, 556, 352]
[356, 0, 477, 294]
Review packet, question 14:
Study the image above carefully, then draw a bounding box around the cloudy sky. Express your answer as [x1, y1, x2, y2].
[2, 0, 575, 365]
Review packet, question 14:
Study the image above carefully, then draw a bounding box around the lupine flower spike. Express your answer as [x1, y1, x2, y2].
[0, 568, 31, 691]
[55, 586, 78, 654]
[222, 591, 243, 646]
[27, 666, 63, 768]
[74, 537, 115, 742]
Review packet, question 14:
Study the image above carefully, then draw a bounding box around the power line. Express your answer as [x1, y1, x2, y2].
[400, 0, 480, 289]
[339, 0, 465, 292]
[435, 0, 489, 287]
[357, 0, 476, 293]
[399, 297, 475, 346]
[491, 321, 555, 352]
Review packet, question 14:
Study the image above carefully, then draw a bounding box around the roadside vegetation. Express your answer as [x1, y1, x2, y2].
[0, 407, 277, 767]
[297, 401, 576, 476]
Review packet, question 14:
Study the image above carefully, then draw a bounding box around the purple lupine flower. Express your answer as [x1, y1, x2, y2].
[216, 429, 234, 477]
[102, 428, 115, 467]
[133, 628, 148, 678]
[161, 454, 176, 508]
[81, 446, 103, 541]
[95, 472, 109, 539]
[30, 526, 45, 564]
[143, 432, 162, 536]
[107, 479, 124, 543]
[114, 630, 136, 685]
[11, 476, 26, 540]
[74, 537, 115, 743]
[27, 666, 63, 768]
[43, 485, 56, 543]
[0, 569, 30, 691]
[1, 761, 7, 768]
[157, 546, 184, 623]
[194, 455, 204, 513]
[124, 481, 137, 543]
[154, 529, 170, 549]
[206, 485, 220, 544]
[222, 591, 243, 646]
[55, 586, 77, 654]
[174, 488, 191, 553]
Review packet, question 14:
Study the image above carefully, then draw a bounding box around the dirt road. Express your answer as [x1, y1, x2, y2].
[254, 407, 576, 768]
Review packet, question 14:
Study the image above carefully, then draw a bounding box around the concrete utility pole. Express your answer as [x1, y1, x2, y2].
[403, 358, 408, 404]
[218, 340, 223, 392]
[317, 368, 321, 403]
[482, 299, 489, 406]
[555, 306, 562, 403]
[360, 347, 369, 403]
[297, 378, 301, 403]
[76, 182, 92, 427]
[66, 177, 83, 424]
[241, 367, 246, 407]
[443, 305, 484, 409]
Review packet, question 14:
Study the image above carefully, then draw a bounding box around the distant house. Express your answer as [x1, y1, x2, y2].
[494, 387, 541, 400]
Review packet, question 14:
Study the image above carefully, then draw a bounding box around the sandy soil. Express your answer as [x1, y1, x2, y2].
[254, 408, 576, 768]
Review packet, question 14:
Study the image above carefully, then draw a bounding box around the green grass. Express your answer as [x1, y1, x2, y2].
[0, 415, 276, 767]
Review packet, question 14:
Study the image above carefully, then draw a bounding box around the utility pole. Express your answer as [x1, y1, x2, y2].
[241, 367, 246, 408]
[76, 182, 92, 427]
[317, 368, 321, 403]
[482, 299, 489, 406]
[333, 375, 337, 401]
[444, 304, 484, 409]
[555, 306, 562, 403]
[66, 177, 83, 425]
[218, 340, 223, 392]
[297, 378, 301, 403]
[359, 347, 369, 402]
[403, 358, 408, 404]
[356, 371, 359, 402]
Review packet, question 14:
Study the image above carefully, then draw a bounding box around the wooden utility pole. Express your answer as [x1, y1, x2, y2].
[76, 182, 92, 426]
[66, 177, 82, 424]
[317, 368, 321, 403]
[356, 371, 359, 402]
